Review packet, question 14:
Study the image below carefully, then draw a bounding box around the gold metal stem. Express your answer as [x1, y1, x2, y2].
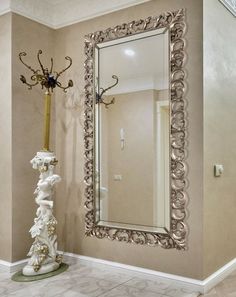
[43, 91, 51, 151]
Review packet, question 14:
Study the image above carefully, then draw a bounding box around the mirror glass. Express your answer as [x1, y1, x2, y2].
[95, 28, 170, 232]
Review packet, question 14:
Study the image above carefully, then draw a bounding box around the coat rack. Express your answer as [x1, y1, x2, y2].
[15, 50, 73, 279]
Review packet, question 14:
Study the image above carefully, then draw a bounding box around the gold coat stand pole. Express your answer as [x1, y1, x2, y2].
[43, 91, 51, 151]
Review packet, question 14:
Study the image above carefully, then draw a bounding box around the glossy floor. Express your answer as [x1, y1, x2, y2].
[0, 257, 203, 297]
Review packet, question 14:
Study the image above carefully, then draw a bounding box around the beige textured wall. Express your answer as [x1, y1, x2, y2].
[11, 13, 55, 261]
[203, 0, 236, 278]
[0, 13, 12, 262]
[55, 0, 204, 279]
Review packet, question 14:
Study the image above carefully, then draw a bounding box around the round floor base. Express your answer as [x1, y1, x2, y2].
[11, 263, 69, 282]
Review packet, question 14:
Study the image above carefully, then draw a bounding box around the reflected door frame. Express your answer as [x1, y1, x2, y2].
[154, 100, 170, 229]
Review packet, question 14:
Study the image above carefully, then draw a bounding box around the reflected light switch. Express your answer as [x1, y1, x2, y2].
[114, 175, 122, 181]
[214, 164, 224, 177]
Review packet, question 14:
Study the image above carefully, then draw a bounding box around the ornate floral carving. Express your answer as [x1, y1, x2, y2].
[84, 9, 187, 250]
[23, 152, 62, 275]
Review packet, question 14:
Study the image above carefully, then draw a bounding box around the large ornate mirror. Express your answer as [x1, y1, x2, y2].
[84, 9, 187, 249]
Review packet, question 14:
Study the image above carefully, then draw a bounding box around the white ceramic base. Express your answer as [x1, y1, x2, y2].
[23, 262, 60, 276]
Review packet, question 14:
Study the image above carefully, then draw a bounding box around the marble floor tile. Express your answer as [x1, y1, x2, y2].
[66, 264, 134, 283]
[164, 283, 200, 297]
[53, 290, 90, 297]
[98, 285, 165, 297]
[124, 279, 199, 297]
[199, 291, 218, 297]
[0, 277, 33, 296]
[65, 276, 124, 296]
[6, 275, 121, 297]
[0, 271, 10, 281]
[125, 277, 172, 294]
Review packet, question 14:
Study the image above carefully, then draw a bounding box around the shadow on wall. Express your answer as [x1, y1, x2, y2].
[55, 68, 85, 253]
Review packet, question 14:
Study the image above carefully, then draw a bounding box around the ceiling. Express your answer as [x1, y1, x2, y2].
[0, 0, 151, 29]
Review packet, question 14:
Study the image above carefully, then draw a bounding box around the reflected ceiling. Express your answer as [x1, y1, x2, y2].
[99, 33, 169, 94]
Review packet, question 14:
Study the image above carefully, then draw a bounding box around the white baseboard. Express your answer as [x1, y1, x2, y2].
[1, 252, 236, 294]
[0, 259, 27, 273]
[62, 252, 236, 295]
[202, 258, 236, 293]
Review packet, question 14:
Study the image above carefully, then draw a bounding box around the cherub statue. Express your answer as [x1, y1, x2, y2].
[23, 152, 62, 276]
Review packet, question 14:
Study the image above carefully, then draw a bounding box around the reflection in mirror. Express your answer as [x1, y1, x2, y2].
[95, 29, 170, 232]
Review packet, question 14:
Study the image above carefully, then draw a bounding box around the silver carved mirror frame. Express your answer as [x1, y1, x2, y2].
[84, 8, 187, 250]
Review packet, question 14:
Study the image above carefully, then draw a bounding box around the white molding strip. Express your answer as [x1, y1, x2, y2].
[0, 0, 151, 29]
[202, 258, 236, 293]
[0, 259, 27, 273]
[9, 7, 54, 29]
[1, 252, 236, 294]
[0, 8, 11, 17]
[62, 252, 236, 294]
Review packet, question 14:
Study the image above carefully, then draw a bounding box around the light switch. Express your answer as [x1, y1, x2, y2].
[214, 164, 224, 177]
[114, 175, 122, 181]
